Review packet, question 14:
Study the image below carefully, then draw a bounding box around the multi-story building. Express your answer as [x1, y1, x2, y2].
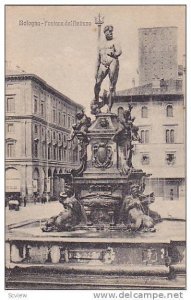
[5, 72, 83, 202]
[114, 78, 185, 200]
[138, 27, 178, 85]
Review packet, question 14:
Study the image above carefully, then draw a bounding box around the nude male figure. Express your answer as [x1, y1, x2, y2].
[94, 25, 122, 111]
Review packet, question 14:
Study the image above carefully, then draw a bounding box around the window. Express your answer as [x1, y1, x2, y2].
[141, 153, 150, 165]
[53, 109, 56, 123]
[166, 129, 175, 143]
[141, 130, 149, 143]
[6, 97, 15, 112]
[58, 147, 62, 161]
[68, 115, 71, 128]
[42, 143, 46, 159]
[141, 106, 148, 118]
[166, 153, 176, 165]
[40, 103, 44, 116]
[34, 124, 38, 134]
[34, 141, 38, 158]
[58, 112, 61, 124]
[58, 133, 61, 141]
[63, 114, 66, 127]
[6, 142, 15, 157]
[48, 144, 51, 160]
[63, 149, 67, 161]
[53, 131, 56, 139]
[53, 145, 57, 160]
[34, 96, 38, 113]
[7, 123, 14, 133]
[166, 105, 173, 117]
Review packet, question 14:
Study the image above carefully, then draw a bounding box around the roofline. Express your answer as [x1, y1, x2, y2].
[115, 94, 184, 103]
[116, 93, 183, 98]
[117, 91, 184, 97]
[5, 73, 84, 110]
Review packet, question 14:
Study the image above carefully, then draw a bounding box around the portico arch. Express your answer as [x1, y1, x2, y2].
[6, 167, 21, 194]
[33, 167, 40, 194]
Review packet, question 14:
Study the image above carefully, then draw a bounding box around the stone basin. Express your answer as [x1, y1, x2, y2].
[6, 219, 186, 289]
[7, 219, 185, 242]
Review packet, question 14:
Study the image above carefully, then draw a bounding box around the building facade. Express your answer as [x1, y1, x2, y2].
[138, 27, 178, 85]
[114, 78, 185, 200]
[5, 73, 83, 201]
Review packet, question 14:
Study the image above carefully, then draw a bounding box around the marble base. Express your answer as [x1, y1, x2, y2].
[6, 220, 186, 289]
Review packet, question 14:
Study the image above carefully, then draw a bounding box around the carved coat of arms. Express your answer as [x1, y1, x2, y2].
[92, 143, 113, 169]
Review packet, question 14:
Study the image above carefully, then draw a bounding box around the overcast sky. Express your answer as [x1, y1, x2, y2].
[6, 5, 185, 112]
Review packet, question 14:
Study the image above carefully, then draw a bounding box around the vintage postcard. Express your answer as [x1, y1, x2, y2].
[5, 5, 186, 293]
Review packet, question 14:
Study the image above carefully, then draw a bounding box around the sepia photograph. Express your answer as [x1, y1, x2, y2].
[5, 5, 186, 291]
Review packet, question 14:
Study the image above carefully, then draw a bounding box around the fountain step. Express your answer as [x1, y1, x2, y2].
[6, 266, 185, 289]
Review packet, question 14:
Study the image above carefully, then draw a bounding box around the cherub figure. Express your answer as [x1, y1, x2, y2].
[67, 110, 91, 142]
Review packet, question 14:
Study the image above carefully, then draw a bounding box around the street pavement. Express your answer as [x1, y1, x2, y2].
[6, 201, 63, 226]
[5, 197, 185, 226]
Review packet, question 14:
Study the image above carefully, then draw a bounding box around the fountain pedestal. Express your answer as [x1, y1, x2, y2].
[73, 113, 146, 227]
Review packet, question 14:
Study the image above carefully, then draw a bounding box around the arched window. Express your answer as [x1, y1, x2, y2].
[34, 140, 39, 157]
[166, 129, 175, 143]
[141, 130, 149, 143]
[166, 129, 170, 143]
[167, 105, 173, 117]
[170, 129, 174, 143]
[141, 106, 148, 118]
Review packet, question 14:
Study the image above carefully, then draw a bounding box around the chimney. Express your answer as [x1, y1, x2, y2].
[152, 75, 160, 88]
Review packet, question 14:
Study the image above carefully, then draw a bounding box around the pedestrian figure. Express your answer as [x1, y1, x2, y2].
[42, 193, 47, 204]
[33, 193, 37, 205]
[23, 196, 27, 207]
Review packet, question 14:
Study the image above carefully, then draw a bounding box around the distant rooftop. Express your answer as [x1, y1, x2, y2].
[117, 79, 183, 97]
